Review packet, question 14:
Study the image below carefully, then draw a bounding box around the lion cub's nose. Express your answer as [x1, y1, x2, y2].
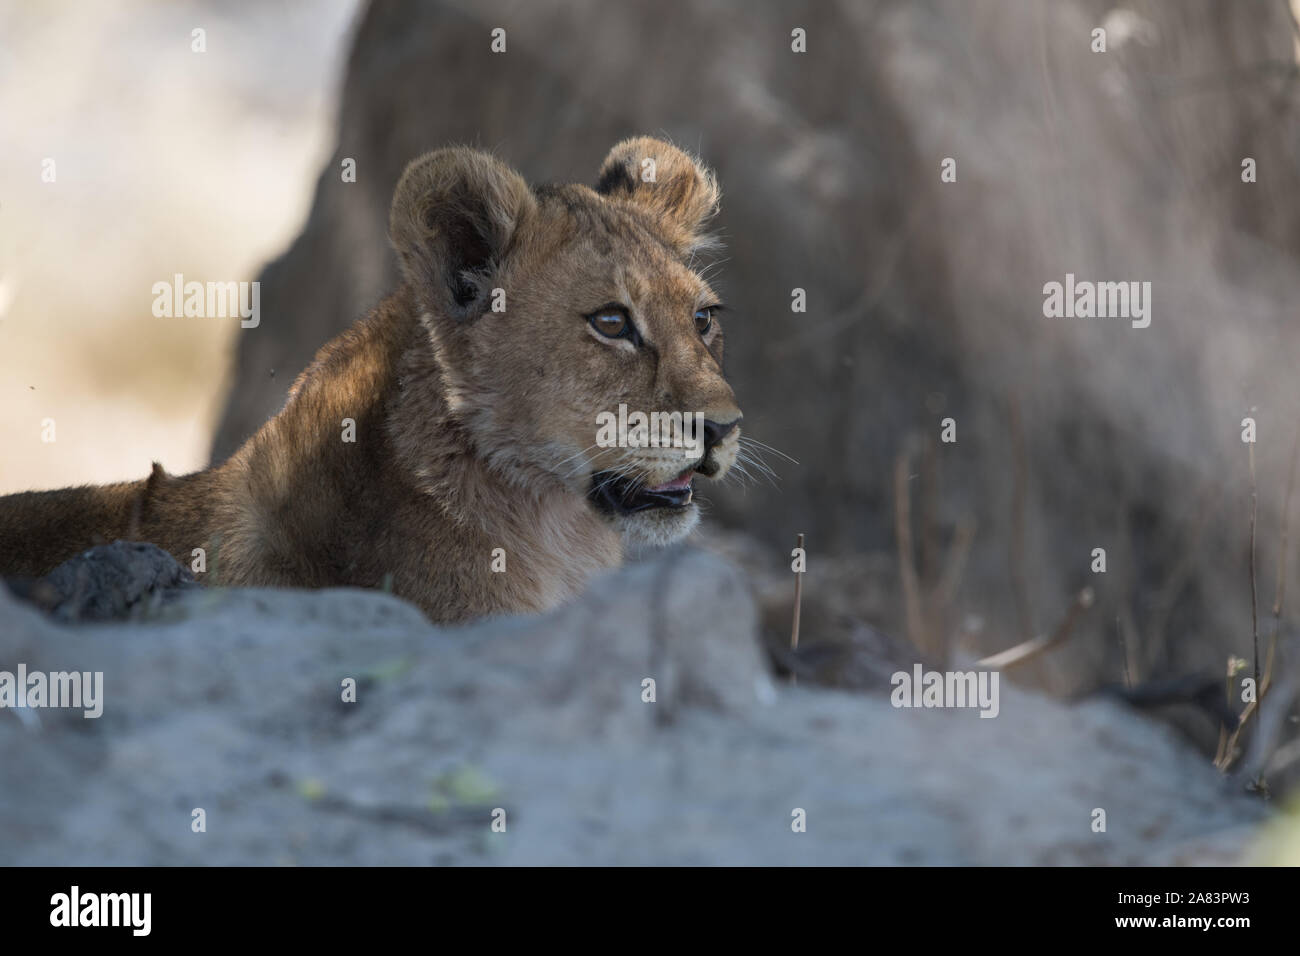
[702, 417, 742, 452]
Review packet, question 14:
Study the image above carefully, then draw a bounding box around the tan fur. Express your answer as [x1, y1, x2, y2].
[0, 138, 742, 622]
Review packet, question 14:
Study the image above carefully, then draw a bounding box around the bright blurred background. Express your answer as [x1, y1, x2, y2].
[0, 0, 358, 493]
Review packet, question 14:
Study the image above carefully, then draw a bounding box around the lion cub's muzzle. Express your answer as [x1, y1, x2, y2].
[694, 416, 741, 477]
[588, 415, 742, 515]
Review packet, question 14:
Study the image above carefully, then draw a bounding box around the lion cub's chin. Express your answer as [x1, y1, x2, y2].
[611, 502, 701, 550]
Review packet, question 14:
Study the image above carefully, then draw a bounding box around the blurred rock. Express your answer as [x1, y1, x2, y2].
[4, 541, 195, 623]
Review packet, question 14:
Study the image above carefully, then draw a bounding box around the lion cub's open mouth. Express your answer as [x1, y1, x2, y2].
[589, 468, 696, 515]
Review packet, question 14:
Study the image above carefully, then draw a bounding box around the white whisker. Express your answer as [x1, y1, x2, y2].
[738, 435, 798, 465]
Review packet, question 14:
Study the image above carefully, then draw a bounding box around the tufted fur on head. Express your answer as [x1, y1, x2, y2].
[594, 136, 722, 256]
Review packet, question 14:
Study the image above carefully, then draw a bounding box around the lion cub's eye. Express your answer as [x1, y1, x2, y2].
[694, 307, 715, 336]
[588, 306, 631, 339]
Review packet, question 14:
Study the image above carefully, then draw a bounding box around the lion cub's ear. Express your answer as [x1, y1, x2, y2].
[595, 137, 721, 255]
[390, 148, 536, 320]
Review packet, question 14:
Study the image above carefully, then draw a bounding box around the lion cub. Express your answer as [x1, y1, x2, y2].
[0, 138, 743, 622]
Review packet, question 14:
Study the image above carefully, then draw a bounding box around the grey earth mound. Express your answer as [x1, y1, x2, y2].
[0, 550, 1267, 865]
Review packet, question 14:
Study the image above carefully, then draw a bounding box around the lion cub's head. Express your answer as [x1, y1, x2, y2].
[389, 137, 742, 548]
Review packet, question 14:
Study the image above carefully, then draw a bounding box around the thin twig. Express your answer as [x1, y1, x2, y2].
[977, 587, 1094, 671]
[1250, 439, 1260, 691]
[1214, 656, 1240, 767]
[1008, 395, 1034, 644]
[1266, 424, 1299, 683]
[790, 533, 805, 686]
[920, 435, 939, 587]
[1217, 423, 1300, 774]
[1116, 615, 1132, 690]
[895, 452, 925, 654]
